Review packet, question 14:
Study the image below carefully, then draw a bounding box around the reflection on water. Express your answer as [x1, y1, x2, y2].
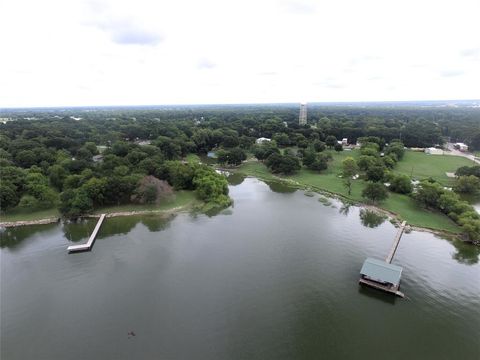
[357, 284, 397, 305]
[339, 203, 351, 216]
[265, 180, 297, 193]
[0, 223, 58, 249]
[227, 173, 245, 186]
[140, 214, 173, 232]
[451, 238, 480, 264]
[63, 218, 96, 242]
[359, 209, 386, 228]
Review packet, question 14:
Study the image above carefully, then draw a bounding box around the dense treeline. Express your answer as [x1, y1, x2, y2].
[2, 103, 479, 148]
[1, 104, 479, 225]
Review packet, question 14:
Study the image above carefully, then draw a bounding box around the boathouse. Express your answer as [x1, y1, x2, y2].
[359, 257, 404, 297]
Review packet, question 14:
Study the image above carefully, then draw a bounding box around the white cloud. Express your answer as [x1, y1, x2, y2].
[0, 0, 479, 107]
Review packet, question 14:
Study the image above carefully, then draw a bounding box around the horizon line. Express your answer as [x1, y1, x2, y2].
[1, 98, 480, 110]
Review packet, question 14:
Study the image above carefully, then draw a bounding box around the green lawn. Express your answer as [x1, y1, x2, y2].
[237, 152, 461, 233]
[92, 190, 199, 214]
[393, 151, 472, 185]
[0, 208, 60, 222]
[185, 153, 201, 162]
[1, 191, 199, 223]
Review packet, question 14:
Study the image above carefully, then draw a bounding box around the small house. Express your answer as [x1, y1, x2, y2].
[92, 154, 104, 163]
[342, 138, 348, 145]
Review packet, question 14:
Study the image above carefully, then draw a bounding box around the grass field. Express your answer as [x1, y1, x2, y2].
[393, 151, 473, 185]
[1, 191, 199, 223]
[237, 151, 461, 233]
[92, 190, 199, 214]
[0, 208, 61, 222]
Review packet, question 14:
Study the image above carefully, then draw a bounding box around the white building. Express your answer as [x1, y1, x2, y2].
[342, 138, 348, 145]
[425, 147, 444, 155]
[256, 137, 271, 144]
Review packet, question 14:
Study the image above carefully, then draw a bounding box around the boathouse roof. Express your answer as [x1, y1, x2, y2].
[360, 258, 403, 286]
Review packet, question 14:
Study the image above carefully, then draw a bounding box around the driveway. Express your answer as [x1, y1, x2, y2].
[445, 143, 480, 165]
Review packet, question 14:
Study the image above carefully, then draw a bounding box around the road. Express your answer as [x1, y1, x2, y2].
[445, 143, 480, 165]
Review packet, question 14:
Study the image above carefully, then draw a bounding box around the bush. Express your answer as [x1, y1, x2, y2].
[389, 174, 413, 194]
[266, 153, 301, 175]
[453, 175, 480, 194]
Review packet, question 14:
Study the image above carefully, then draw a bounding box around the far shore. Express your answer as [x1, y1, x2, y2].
[0, 204, 193, 228]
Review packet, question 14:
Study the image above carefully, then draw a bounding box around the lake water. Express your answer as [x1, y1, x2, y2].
[1, 178, 479, 359]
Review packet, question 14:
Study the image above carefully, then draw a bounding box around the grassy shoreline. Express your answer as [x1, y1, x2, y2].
[0, 191, 200, 227]
[1, 150, 472, 236]
[235, 154, 463, 235]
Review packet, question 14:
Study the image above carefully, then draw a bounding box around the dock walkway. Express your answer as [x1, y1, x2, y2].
[67, 214, 106, 253]
[385, 221, 406, 264]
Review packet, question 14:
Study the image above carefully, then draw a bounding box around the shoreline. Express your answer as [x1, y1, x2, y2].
[233, 171, 468, 242]
[0, 174, 474, 245]
[0, 205, 193, 228]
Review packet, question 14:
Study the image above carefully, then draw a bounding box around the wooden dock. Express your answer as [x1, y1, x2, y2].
[385, 221, 406, 264]
[359, 278, 405, 298]
[67, 214, 106, 253]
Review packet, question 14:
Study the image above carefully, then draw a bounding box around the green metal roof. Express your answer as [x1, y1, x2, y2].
[360, 258, 403, 286]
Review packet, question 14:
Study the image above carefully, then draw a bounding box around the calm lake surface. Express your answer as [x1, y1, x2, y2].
[1, 178, 479, 359]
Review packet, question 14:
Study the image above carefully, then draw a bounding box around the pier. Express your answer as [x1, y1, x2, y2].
[359, 221, 407, 297]
[385, 221, 406, 263]
[67, 214, 106, 253]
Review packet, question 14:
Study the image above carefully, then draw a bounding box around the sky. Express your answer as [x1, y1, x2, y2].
[1, 0, 479, 107]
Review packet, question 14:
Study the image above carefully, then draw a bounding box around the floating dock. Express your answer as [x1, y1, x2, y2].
[359, 221, 407, 297]
[67, 214, 106, 253]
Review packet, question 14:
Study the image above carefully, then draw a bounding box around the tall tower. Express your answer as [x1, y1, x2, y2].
[299, 102, 307, 125]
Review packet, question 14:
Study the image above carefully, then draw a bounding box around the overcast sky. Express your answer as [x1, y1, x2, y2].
[1, 0, 479, 107]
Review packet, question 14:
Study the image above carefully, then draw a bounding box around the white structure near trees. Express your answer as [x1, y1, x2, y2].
[425, 147, 444, 155]
[256, 137, 271, 144]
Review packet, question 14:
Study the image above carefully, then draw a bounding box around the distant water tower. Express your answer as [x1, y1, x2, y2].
[299, 102, 307, 125]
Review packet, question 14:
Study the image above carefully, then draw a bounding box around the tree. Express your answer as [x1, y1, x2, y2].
[468, 132, 480, 151]
[334, 143, 343, 152]
[366, 164, 386, 182]
[272, 133, 290, 147]
[413, 181, 443, 208]
[308, 154, 329, 172]
[357, 155, 377, 171]
[193, 169, 231, 207]
[455, 166, 480, 178]
[453, 175, 480, 194]
[143, 185, 158, 204]
[48, 164, 68, 190]
[217, 147, 247, 166]
[325, 135, 337, 148]
[15, 150, 36, 168]
[342, 157, 358, 195]
[265, 153, 301, 175]
[252, 142, 280, 161]
[313, 140, 326, 152]
[362, 182, 388, 204]
[59, 189, 93, 218]
[385, 141, 405, 160]
[0, 181, 19, 210]
[389, 174, 413, 194]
